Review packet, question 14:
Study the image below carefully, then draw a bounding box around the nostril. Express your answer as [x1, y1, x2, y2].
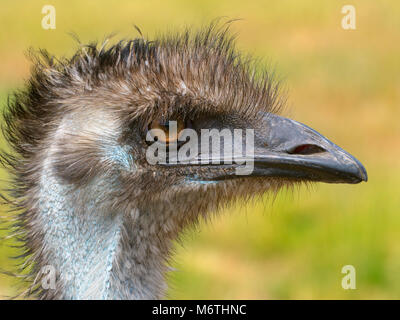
[288, 144, 326, 155]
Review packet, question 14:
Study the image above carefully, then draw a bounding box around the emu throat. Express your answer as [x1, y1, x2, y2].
[36, 165, 168, 299]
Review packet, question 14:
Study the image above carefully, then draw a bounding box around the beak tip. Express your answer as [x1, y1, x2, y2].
[351, 156, 368, 183]
[359, 165, 368, 182]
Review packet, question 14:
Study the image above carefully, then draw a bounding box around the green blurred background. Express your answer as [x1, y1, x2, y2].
[0, 0, 399, 299]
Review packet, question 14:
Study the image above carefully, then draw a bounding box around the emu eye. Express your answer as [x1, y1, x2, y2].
[148, 116, 187, 144]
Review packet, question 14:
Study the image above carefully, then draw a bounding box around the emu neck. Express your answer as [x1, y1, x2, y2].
[37, 168, 169, 299]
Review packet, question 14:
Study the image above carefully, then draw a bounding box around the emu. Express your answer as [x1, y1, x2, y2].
[1, 24, 367, 299]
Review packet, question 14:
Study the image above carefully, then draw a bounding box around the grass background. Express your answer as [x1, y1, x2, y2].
[0, 0, 399, 299]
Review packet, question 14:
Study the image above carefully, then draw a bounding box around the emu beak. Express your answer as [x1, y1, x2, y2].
[248, 113, 368, 184]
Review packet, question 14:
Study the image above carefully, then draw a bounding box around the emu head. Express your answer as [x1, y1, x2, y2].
[2, 24, 367, 299]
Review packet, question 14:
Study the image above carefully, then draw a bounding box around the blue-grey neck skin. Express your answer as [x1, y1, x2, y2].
[38, 168, 123, 299]
[37, 145, 169, 299]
